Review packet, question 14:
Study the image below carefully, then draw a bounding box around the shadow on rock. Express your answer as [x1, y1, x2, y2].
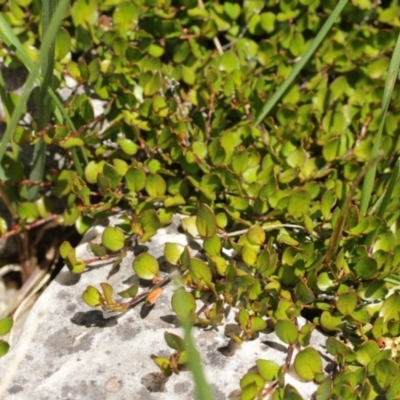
[141, 372, 167, 392]
[71, 310, 119, 328]
[55, 269, 81, 286]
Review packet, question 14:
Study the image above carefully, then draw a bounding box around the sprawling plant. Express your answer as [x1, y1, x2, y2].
[0, 0, 400, 399]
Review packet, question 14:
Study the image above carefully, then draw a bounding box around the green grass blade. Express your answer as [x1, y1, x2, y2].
[0, 69, 13, 121]
[364, 157, 400, 249]
[253, 0, 348, 126]
[0, 0, 69, 170]
[28, 0, 58, 200]
[0, 13, 87, 176]
[360, 31, 400, 215]
[174, 290, 215, 400]
[375, 158, 400, 219]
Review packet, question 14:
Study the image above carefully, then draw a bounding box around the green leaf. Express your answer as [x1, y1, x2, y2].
[125, 167, 146, 193]
[71, 0, 98, 26]
[246, 224, 266, 246]
[288, 190, 311, 218]
[380, 292, 400, 322]
[182, 216, 200, 237]
[287, 148, 307, 168]
[84, 161, 103, 184]
[203, 235, 222, 256]
[68, 259, 87, 274]
[321, 188, 337, 220]
[336, 292, 358, 316]
[325, 337, 350, 358]
[219, 50, 240, 73]
[375, 359, 400, 390]
[354, 257, 378, 279]
[283, 384, 303, 400]
[320, 311, 343, 331]
[216, 212, 228, 229]
[275, 320, 298, 345]
[189, 258, 212, 288]
[89, 243, 107, 257]
[82, 286, 103, 307]
[240, 373, 265, 391]
[374, 231, 396, 252]
[60, 240, 73, 258]
[196, 204, 217, 238]
[132, 253, 159, 280]
[171, 289, 196, 321]
[139, 209, 160, 242]
[0, 317, 13, 336]
[103, 164, 121, 190]
[240, 382, 258, 400]
[100, 282, 115, 305]
[164, 331, 187, 352]
[145, 173, 167, 197]
[153, 356, 172, 377]
[117, 138, 138, 156]
[295, 281, 316, 304]
[298, 323, 314, 347]
[224, 2, 241, 20]
[355, 341, 380, 366]
[387, 377, 400, 400]
[251, 317, 267, 333]
[18, 202, 39, 221]
[60, 240, 87, 274]
[102, 226, 125, 252]
[314, 380, 332, 400]
[256, 359, 280, 381]
[113, 2, 139, 30]
[118, 284, 139, 299]
[0, 340, 10, 357]
[164, 242, 186, 265]
[294, 347, 323, 381]
[242, 245, 258, 266]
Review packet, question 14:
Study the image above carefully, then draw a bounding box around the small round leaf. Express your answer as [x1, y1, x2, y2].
[0, 317, 13, 336]
[145, 173, 166, 197]
[256, 359, 280, 381]
[196, 204, 217, 238]
[0, 340, 10, 357]
[164, 331, 187, 352]
[294, 347, 323, 381]
[336, 292, 358, 316]
[82, 286, 102, 307]
[164, 242, 185, 265]
[102, 226, 125, 252]
[275, 320, 298, 345]
[132, 253, 159, 280]
[375, 359, 399, 390]
[246, 224, 266, 246]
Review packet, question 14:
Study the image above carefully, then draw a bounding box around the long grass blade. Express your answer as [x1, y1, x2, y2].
[174, 289, 215, 400]
[253, 0, 348, 126]
[360, 31, 400, 214]
[0, 0, 70, 169]
[0, 69, 13, 121]
[27, 0, 58, 200]
[0, 13, 87, 176]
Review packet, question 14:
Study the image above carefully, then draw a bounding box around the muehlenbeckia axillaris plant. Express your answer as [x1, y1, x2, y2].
[1, 0, 400, 398]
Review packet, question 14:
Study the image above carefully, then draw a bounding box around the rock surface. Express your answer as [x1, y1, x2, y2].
[0, 215, 333, 399]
